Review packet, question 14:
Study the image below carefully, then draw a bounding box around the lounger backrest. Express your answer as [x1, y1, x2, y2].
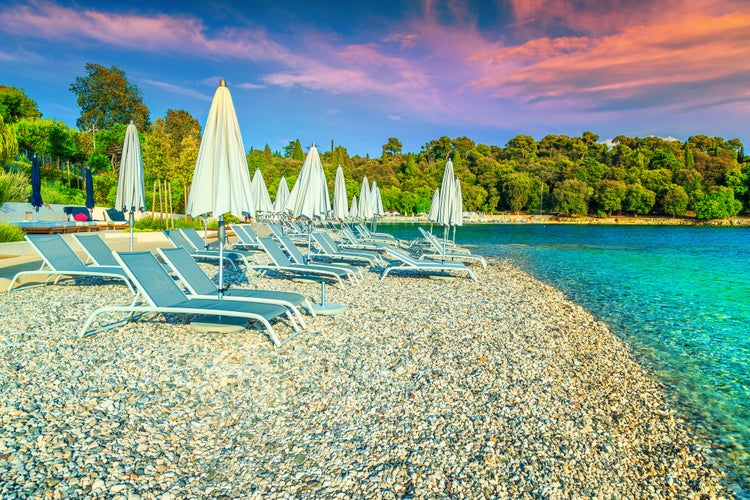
[26, 234, 87, 271]
[180, 228, 208, 250]
[163, 230, 196, 251]
[266, 222, 286, 240]
[312, 232, 337, 254]
[341, 226, 361, 244]
[157, 247, 217, 296]
[386, 247, 419, 265]
[320, 232, 346, 252]
[114, 251, 187, 307]
[278, 236, 307, 264]
[258, 237, 295, 267]
[73, 233, 119, 266]
[232, 224, 259, 245]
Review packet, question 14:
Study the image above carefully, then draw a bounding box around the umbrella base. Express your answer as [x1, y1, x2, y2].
[307, 303, 346, 316]
[190, 315, 248, 333]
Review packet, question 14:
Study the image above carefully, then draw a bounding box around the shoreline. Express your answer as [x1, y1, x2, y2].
[0, 255, 731, 497]
[380, 213, 750, 227]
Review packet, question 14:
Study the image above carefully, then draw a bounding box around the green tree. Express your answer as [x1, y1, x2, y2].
[693, 186, 742, 219]
[69, 63, 151, 131]
[381, 137, 402, 160]
[0, 86, 41, 123]
[623, 183, 656, 215]
[0, 115, 18, 165]
[552, 179, 590, 215]
[594, 179, 627, 216]
[501, 172, 534, 212]
[662, 184, 689, 217]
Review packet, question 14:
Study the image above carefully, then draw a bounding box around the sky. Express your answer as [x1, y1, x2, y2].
[0, 0, 749, 158]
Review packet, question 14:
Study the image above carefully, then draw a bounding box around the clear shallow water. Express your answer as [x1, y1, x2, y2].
[381, 222, 750, 494]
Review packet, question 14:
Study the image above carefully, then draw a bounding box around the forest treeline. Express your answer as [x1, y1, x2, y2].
[1, 64, 748, 220]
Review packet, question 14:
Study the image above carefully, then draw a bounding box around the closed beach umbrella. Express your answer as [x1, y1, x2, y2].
[273, 175, 289, 214]
[251, 168, 274, 216]
[348, 195, 358, 220]
[428, 188, 439, 222]
[84, 168, 95, 213]
[187, 79, 255, 297]
[451, 176, 463, 242]
[332, 165, 349, 222]
[284, 144, 330, 259]
[437, 159, 456, 258]
[30, 156, 43, 220]
[116, 121, 146, 251]
[427, 188, 440, 231]
[370, 180, 383, 231]
[358, 176, 372, 221]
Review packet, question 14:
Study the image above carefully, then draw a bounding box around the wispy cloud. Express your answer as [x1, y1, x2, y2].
[139, 79, 212, 101]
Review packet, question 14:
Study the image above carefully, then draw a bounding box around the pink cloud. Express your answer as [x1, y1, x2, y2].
[467, 9, 750, 113]
[0, 1, 293, 63]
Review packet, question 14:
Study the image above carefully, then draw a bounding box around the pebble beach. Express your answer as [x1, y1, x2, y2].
[0, 255, 732, 498]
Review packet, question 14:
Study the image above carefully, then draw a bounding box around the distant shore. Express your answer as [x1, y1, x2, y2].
[381, 213, 750, 227]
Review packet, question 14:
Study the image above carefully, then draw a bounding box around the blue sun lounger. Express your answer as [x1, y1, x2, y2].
[81, 250, 293, 346]
[380, 247, 478, 282]
[157, 246, 316, 331]
[7, 234, 135, 293]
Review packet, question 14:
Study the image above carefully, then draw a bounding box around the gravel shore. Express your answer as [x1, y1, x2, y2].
[0, 257, 731, 498]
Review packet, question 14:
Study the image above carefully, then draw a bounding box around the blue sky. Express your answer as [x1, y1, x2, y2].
[1, 0, 749, 157]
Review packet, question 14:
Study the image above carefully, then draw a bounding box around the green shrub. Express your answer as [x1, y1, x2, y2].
[0, 221, 25, 242]
[134, 215, 204, 232]
[0, 168, 30, 205]
[40, 180, 85, 205]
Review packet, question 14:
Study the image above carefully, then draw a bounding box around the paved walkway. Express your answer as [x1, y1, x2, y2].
[0, 231, 172, 293]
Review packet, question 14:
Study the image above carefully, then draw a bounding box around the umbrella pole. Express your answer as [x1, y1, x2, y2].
[306, 219, 313, 264]
[218, 215, 225, 298]
[203, 218, 209, 250]
[129, 212, 135, 252]
[442, 226, 448, 262]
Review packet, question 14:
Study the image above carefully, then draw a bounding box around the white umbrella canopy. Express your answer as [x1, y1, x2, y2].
[436, 159, 457, 259]
[437, 159, 455, 227]
[284, 144, 331, 221]
[427, 188, 440, 226]
[348, 195, 359, 220]
[186, 79, 255, 297]
[450, 176, 463, 243]
[371, 181, 384, 216]
[251, 168, 274, 216]
[273, 175, 290, 214]
[358, 176, 373, 220]
[284, 144, 331, 261]
[332, 165, 349, 221]
[116, 120, 146, 251]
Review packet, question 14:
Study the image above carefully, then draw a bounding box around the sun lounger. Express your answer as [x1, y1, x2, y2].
[157, 246, 316, 330]
[276, 235, 362, 283]
[80, 251, 293, 346]
[254, 237, 353, 288]
[229, 224, 262, 251]
[7, 234, 135, 293]
[311, 231, 383, 266]
[416, 228, 487, 269]
[163, 230, 246, 269]
[267, 222, 308, 243]
[340, 226, 391, 252]
[380, 247, 478, 282]
[355, 223, 400, 245]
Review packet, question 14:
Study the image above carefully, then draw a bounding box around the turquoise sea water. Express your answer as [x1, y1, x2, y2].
[380, 222, 750, 495]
